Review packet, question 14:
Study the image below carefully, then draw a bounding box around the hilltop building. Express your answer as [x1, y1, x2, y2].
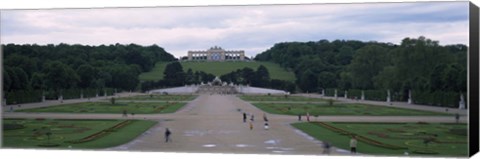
[187, 46, 245, 61]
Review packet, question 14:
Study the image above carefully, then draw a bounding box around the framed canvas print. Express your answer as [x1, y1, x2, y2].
[1, 0, 479, 159]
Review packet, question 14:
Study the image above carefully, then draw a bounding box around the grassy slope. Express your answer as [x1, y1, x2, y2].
[139, 62, 169, 81]
[139, 61, 295, 82]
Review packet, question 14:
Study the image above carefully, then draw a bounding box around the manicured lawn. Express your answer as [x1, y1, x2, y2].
[292, 122, 467, 157]
[139, 62, 169, 81]
[117, 94, 197, 101]
[3, 119, 156, 149]
[139, 61, 296, 82]
[15, 102, 186, 114]
[239, 95, 327, 102]
[252, 103, 449, 116]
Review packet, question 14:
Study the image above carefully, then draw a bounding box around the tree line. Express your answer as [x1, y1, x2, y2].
[140, 62, 217, 92]
[254, 36, 467, 105]
[140, 62, 296, 93]
[3, 36, 467, 107]
[219, 65, 295, 93]
[3, 43, 175, 95]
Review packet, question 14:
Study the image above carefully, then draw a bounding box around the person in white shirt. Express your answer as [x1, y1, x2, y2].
[350, 136, 357, 154]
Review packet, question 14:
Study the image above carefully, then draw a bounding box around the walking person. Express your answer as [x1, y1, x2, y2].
[243, 112, 247, 123]
[350, 136, 357, 154]
[455, 113, 460, 123]
[322, 141, 331, 154]
[249, 122, 253, 130]
[250, 114, 254, 122]
[122, 109, 128, 117]
[298, 114, 302, 121]
[264, 122, 269, 130]
[306, 112, 310, 122]
[263, 113, 268, 122]
[165, 128, 172, 142]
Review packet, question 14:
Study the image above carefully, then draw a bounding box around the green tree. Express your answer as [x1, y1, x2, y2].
[163, 62, 185, 86]
[338, 71, 352, 90]
[5, 54, 38, 78]
[317, 72, 336, 89]
[30, 73, 46, 90]
[335, 45, 354, 65]
[3, 67, 12, 91]
[107, 65, 140, 90]
[185, 69, 195, 84]
[164, 62, 183, 80]
[42, 61, 80, 91]
[241, 67, 255, 85]
[253, 65, 270, 87]
[76, 64, 98, 89]
[373, 66, 401, 90]
[298, 69, 318, 92]
[348, 44, 389, 89]
[9, 67, 30, 90]
[94, 71, 112, 89]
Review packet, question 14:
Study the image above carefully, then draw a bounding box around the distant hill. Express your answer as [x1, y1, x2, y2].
[139, 61, 296, 82]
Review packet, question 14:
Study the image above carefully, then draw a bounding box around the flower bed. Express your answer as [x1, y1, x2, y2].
[315, 122, 407, 150]
[386, 128, 406, 133]
[154, 105, 167, 113]
[3, 123, 25, 130]
[37, 143, 60, 147]
[66, 120, 132, 144]
[412, 149, 438, 154]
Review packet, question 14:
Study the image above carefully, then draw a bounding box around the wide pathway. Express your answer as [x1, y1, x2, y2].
[104, 94, 337, 155]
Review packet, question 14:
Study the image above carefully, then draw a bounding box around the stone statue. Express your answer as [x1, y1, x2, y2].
[361, 90, 365, 100]
[459, 94, 465, 109]
[334, 89, 338, 99]
[386, 89, 391, 103]
[212, 76, 222, 86]
[407, 90, 412, 104]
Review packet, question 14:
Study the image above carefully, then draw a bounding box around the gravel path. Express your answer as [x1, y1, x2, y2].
[103, 94, 339, 155]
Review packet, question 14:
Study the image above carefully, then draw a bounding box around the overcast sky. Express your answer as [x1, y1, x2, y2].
[0, 1, 469, 58]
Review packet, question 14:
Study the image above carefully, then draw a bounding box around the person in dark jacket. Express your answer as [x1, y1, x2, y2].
[165, 128, 172, 142]
[243, 112, 247, 123]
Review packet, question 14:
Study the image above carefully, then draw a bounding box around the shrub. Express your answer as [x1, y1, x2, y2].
[412, 149, 438, 154]
[325, 88, 335, 96]
[37, 143, 60, 147]
[6, 90, 43, 104]
[3, 123, 25, 130]
[110, 97, 116, 105]
[449, 128, 467, 136]
[328, 99, 334, 106]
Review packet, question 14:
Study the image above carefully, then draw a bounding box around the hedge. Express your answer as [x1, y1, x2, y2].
[347, 89, 362, 99]
[5, 88, 117, 104]
[5, 90, 43, 105]
[364, 90, 387, 101]
[412, 90, 464, 108]
[325, 88, 336, 96]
